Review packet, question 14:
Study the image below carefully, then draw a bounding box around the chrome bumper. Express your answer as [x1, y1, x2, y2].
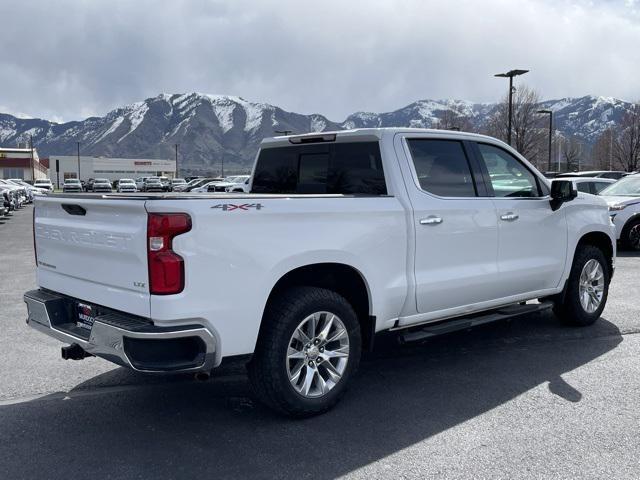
[24, 289, 217, 373]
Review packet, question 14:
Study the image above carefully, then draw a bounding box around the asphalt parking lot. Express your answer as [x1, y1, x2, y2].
[1, 205, 639, 479]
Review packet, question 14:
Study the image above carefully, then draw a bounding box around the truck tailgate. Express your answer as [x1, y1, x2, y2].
[34, 195, 150, 317]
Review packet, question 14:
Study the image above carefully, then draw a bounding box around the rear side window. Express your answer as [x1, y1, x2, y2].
[251, 142, 387, 195]
[406, 139, 476, 197]
[576, 182, 591, 194]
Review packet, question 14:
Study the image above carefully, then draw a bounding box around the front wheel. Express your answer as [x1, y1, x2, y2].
[622, 219, 640, 251]
[553, 245, 610, 326]
[248, 286, 361, 417]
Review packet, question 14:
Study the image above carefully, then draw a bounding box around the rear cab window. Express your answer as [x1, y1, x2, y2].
[405, 139, 477, 197]
[251, 141, 387, 195]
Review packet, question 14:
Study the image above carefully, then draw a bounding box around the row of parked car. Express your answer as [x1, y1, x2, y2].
[0, 178, 47, 220]
[547, 171, 640, 250]
[51, 175, 251, 194]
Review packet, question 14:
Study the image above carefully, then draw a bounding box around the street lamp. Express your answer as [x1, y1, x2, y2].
[174, 144, 179, 177]
[537, 109, 553, 172]
[494, 69, 529, 146]
[76, 141, 81, 180]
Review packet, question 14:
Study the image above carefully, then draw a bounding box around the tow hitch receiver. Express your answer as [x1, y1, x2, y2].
[61, 343, 93, 361]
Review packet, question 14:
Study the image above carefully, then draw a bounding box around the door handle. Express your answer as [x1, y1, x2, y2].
[500, 212, 519, 222]
[420, 216, 443, 225]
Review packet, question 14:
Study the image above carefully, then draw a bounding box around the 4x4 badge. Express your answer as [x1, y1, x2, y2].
[211, 203, 263, 211]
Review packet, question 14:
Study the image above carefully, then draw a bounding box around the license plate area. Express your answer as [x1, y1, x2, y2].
[76, 302, 96, 332]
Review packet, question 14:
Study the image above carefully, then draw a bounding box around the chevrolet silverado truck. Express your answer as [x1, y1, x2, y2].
[24, 128, 616, 417]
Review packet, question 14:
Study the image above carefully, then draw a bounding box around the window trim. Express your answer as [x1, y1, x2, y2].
[472, 141, 549, 200]
[402, 137, 481, 199]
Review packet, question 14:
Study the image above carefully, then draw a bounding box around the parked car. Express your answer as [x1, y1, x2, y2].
[1, 189, 10, 217]
[599, 174, 640, 250]
[33, 179, 54, 192]
[92, 178, 113, 193]
[189, 178, 225, 192]
[225, 175, 251, 193]
[0, 180, 27, 206]
[25, 128, 615, 417]
[199, 175, 251, 193]
[158, 176, 171, 191]
[169, 178, 187, 191]
[62, 178, 83, 193]
[551, 177, 616, 195]
[143, 177, 164, 192]
[117, 179, 137, 193]
[172, 177, 202, 192]
[556, 170, 630, 180]
[7, 179, 47, 202]
[0, 184, 22, 210]
[135, 178, 148, 191]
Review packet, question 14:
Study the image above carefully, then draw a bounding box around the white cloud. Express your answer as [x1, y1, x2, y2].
[0, 0, 639, 122]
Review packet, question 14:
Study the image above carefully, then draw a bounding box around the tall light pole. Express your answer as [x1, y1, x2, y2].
[76, 141, 81, 180]
[494, 69, 529, 146]
[174, 143, 179, 178]
[29, 134, 35, 181]
[537, 109, 553, 172]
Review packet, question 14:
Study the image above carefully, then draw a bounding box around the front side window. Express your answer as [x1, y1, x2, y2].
[477, 143, 540, 198]
[406, 139, 476, 197]
[251, 142, 386, 195]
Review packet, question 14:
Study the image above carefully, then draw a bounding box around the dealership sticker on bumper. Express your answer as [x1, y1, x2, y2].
[76, 303, 96, 331]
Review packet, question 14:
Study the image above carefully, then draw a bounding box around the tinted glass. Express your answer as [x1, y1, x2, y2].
[406, 139, 476, 197]
[251, 142, 386, 195]
[477, 144, 540, 197]
[592, 181, 612, 194]
[576, 182, 591, 194]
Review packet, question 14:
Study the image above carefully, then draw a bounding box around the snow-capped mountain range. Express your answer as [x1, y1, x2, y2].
[0, 93, 635, 174]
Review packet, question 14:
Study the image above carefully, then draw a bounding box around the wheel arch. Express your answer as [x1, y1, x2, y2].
[260, 262, 375, 351]
[576, 231, 615, 277]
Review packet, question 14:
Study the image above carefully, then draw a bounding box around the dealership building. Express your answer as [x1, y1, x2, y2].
[46, 155, 177, 188]
[0, 147, 49, 181]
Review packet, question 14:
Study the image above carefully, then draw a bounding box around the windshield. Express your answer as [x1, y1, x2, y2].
[65, 179, 80, 184]
[34, 180, 50, 184]
[94, 179, 110, 184]
[120, 179, 134, 184]
[599, 176, 640, 196]
[172, 178, 186, 183]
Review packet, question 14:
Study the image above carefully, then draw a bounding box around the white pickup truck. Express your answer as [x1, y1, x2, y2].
[25, 128, 616, 416]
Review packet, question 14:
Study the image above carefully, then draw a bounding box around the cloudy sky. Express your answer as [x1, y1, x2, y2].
[1, 0, 639, 123]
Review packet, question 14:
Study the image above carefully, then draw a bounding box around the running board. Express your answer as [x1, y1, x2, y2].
[398, 301, 554, 343]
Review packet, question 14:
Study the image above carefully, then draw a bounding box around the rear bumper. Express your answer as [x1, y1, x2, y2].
[24, 289, 217, 373]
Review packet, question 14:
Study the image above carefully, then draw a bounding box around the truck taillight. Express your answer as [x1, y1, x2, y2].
[147, 213, 192, 295]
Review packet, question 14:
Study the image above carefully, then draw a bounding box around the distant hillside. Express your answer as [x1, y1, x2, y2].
[0, 93, 635, 174]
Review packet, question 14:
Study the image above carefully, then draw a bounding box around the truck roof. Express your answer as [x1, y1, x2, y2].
[262, 127, 504, 148]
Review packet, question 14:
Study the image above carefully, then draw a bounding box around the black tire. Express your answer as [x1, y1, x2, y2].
[553, 245, 610, 326]
[248, 286, 361, 417]
[621, 218, 640, 251]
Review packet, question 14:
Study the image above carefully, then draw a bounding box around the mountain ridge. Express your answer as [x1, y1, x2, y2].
[0, 93, 635, 174]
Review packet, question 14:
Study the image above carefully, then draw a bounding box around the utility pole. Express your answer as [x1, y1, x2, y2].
[221, 156, 224, 178]
[537, 109, 553, 172]
[609, 130, 613, 171]
[76, 141, 81, 179]
[174, 143, 179, 178]
[494, 69, 529, 146]
[29, 134, 35, 181]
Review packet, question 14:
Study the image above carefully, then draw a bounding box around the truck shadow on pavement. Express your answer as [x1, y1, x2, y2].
[0, 312, 623, 479]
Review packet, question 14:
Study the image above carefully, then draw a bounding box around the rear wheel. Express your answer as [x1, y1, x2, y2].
[248, 286, 361, 417]
[553, 245, 610, 326]
[622, 219, 640, 251]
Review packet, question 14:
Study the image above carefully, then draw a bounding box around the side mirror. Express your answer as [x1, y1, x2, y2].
[550, 180, 578, 211]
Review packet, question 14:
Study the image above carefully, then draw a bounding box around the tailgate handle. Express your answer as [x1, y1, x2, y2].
[61, 204, 86, 216]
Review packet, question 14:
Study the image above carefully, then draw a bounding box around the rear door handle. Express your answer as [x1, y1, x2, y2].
[420, 216, 443, 225]
[500, 212, 519, 222]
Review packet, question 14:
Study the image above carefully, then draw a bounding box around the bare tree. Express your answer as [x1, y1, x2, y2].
[561, 136, 583, 172]
[613, 103, 640, 172]
[435, 106, 473, 132]
[485, 85, 545, 163]
[591, 129, 615, 170]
